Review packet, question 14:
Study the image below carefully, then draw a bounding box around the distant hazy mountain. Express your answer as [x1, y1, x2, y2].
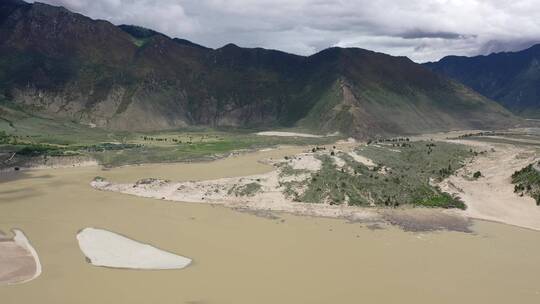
[425, 44, 540, 118]
[0, 0, 517, 137]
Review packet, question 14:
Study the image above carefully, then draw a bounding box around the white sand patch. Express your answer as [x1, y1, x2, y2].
[348, 151, 376, 167]
[332, 156, 346, 168]
[256, 131, 323, 138]
[288, 154, 322, 171]
[378, 166, 392, 175]
[76, 228, 191, 270]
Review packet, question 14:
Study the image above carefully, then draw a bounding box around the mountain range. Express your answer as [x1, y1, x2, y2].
[426, 44, 540, 118]
[0, 0, 519, 138]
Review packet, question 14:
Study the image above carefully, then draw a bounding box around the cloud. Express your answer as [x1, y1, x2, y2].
[400, 30, 473, 40]
[31, 0, 540, 62]
[33, 0, 199, 34]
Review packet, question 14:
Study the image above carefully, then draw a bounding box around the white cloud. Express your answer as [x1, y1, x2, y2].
[32, 0, 540, 62]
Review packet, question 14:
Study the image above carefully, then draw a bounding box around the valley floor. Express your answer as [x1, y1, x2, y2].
[88, 129, 540, 232]
[2, 130, 540, 303]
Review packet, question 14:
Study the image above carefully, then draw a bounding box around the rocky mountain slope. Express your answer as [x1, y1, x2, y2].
[0, 0, 518, 137]
[425, 44, 540, 118]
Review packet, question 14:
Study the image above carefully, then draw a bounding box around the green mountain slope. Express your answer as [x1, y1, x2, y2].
[299, 48, 515, 137]
[425, 44, 540, 118]
[0, 0, 519, 138]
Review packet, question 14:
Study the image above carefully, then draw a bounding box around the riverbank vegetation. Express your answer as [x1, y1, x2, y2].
[1, 111, 337, 168]
[281, 141, 470, 209]
[512, 163, 540, 205]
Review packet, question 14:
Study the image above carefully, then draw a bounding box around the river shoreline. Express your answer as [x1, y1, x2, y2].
[2, 133, 540, 303]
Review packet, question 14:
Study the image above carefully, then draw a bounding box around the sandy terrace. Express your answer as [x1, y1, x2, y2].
[439, 139, 540, 231]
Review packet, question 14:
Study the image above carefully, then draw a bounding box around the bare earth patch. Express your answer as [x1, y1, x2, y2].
[347, 151, 376, 168]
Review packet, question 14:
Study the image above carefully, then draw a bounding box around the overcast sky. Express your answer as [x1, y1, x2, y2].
[32, 0, 540, 62]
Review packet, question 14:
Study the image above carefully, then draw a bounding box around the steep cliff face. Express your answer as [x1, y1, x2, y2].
[0, 1, 519, 137]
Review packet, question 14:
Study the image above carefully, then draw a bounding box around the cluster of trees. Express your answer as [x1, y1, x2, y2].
[0, 130, 11, 144]
[141, 135, 219, 144]
[438, 164, 453, 178]
[0, 130, 19, 144]
[311, 146, 326, 153]
[453, 131, 508, 139]
[511, 164, 540, 206]
[426, 143, 436, 154]
[383, 196, 400, 207]
[83, 143, 140, 152]
[142, 136, 194, 144]
[392, 143, 411, 148]
[367, 137, 410, 145]
[142, 136, 169, 142]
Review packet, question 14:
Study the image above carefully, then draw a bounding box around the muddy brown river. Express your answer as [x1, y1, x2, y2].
[1, 147, 540, 303]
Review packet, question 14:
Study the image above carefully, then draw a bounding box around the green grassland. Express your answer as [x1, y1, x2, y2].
[91, 132, 336, 167]
[281, 140, 471, 209]
[0, 103, 338, 168]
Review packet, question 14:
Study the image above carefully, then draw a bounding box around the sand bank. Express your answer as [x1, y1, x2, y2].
[92, 150, 471, 232]
[77, 228, 191, 270]
[0, 229, 41, 285]
[256, 131, 323, 138]
[0, 155, 98, 174]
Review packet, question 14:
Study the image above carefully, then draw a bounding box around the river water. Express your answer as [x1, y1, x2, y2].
[1, 147, 539, 303]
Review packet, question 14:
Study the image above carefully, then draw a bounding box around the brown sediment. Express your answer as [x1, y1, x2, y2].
[0, 155, 98, 173]
[379, 209, 473, 233]
[231, 207, 282, 220]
